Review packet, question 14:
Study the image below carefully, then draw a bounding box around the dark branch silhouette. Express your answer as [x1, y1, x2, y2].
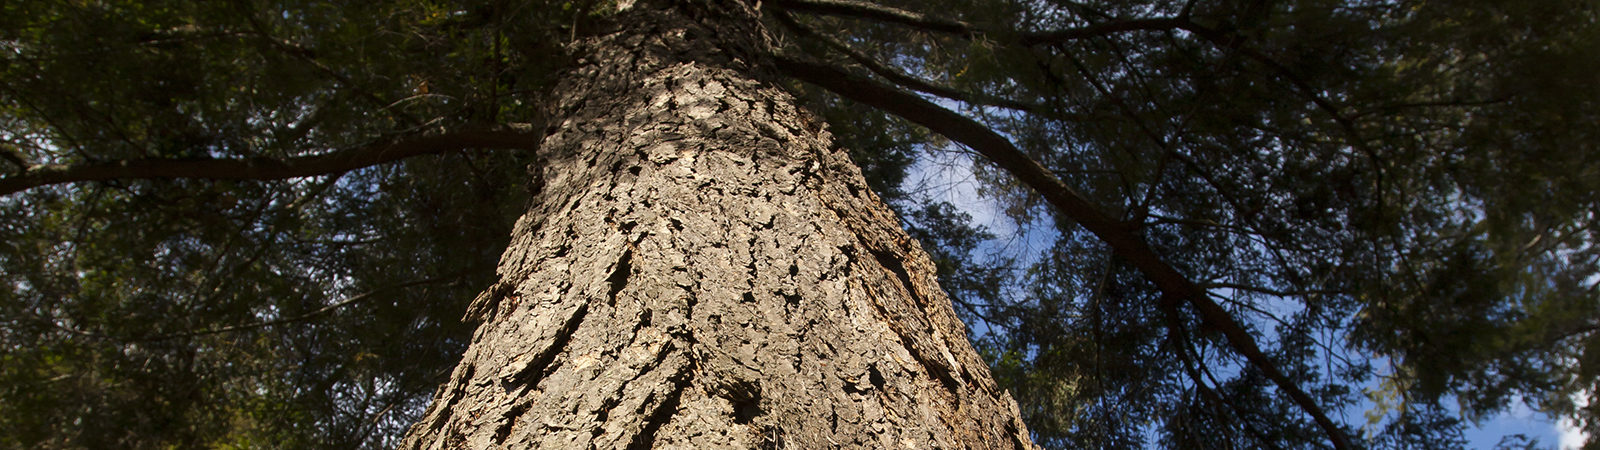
[772, 0, 1393, 215]
[770, 9, 1093, 121]
[770, 0, 1190, 45]
[0, 129, 541, 196]
[769, 0, 973, 35]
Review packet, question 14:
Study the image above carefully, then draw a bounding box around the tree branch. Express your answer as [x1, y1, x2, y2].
[239, 16, 427, 129]
[771, 0, 1384, 182]
[775, 55, 1352, 450]
[769, 0, 975, 35]
[1018, 17, 1191, 45]
[1162, 298, 1288, 450]
[0, 143, 29, 170]
[770, 9, 1088, 121]
[0, 129, 541, 196]
[769, 0, 1189, 44]
[1203, 282, 1344, 299]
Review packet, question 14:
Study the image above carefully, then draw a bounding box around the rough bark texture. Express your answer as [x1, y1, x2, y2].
[401, 2, 1033, 448]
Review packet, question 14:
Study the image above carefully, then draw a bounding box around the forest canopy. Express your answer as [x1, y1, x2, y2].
[2, 0, 1596, 448]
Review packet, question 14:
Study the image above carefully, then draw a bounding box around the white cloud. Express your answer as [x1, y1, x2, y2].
[1559, 419, 1586, 450]
[1559, 388, 1590, 450]
[902, 147, 1009, 235]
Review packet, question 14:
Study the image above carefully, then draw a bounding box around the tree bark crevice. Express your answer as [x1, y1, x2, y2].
[401, 3, 1033, 448]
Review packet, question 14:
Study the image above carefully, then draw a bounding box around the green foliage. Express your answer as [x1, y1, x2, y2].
[0, 0, 585, 447]
[799, 90, 924, 202]
[781, 0, 1599, 447]
[2, 0, 1597, 447]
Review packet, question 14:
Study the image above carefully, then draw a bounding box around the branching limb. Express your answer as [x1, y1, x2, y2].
[0, 128, 541, 196]
[775, 55, 1352, 450]
[772, 10, 1037, 112]
[239, 15, 427, 129]
[1179, 0, 1200, 18]
[772, 0, 1388, 181]
[770, 0, 1189, 44]
[1161, 297, 1287, 450]
[769, 0, 975, 35]
[0, 143, 29, 170]
[1018, 18, 1191, 45]
[1203, 282, 1345, 299]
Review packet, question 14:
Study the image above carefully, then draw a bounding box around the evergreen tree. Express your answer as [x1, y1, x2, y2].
[2, 0, 1595, 448]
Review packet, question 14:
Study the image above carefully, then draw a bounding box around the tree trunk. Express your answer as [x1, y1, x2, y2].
[401, 2, 1034, 448]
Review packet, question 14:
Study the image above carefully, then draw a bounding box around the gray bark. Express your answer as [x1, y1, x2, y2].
[401, 3, 1033, 448]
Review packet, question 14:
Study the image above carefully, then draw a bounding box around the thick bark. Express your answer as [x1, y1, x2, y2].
[400, 3, 1033, 449]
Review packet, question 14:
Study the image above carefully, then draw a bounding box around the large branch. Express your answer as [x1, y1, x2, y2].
[770, 9, 1086, 121]
[772, 0, 1385, 189]
[769, 0, 974, 35]
[774, 55, 1352, 450]
[769, 0, 1188, 45]
[0, 129, 540, 196]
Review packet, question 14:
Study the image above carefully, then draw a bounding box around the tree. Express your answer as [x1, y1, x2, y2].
[2, 0, 1597, 448]
[398, 3, 1032, 447]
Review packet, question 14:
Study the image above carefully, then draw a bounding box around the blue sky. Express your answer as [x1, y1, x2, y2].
[1466, 401, 1568, 448]
[898, 147, 1588, 448]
